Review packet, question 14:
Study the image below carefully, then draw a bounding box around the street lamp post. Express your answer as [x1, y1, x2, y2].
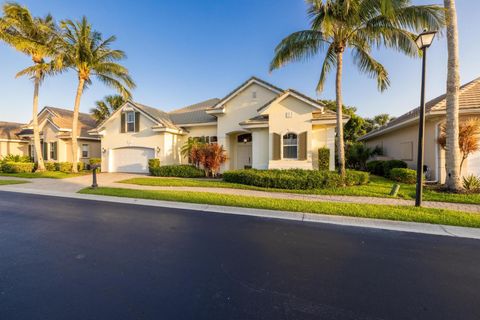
[414, 30, 437, 207]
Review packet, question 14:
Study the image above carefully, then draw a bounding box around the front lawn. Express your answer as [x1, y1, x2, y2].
[0, 179, 29, 185]
[119, 176, 480, 205]
[0, 171, 90, 179]
[80, 187, 480, 228]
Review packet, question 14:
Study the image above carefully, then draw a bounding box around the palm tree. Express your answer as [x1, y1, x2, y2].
[59, 17, 135, 172]
[90, 94, 125, 123]
[270, 0, 444, 179]
[444, 0, 461, 191]
[0, 3, 60, 171]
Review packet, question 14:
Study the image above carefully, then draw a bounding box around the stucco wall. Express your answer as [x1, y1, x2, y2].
[0, 140, 28, 158]
[251, 128, 269, 169]
[311, 125, 336, 170]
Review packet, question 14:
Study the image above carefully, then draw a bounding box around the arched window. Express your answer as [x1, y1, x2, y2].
[283, 133, 298, 159]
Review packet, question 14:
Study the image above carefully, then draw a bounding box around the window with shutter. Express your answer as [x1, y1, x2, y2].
[126, 111, 135, 132]
[298, 132, 307, 160]
[120, 113, 126, 133]
[283, 133, 298, 159]
[272, 133, 281, 160]
[135, 112, 140, 132]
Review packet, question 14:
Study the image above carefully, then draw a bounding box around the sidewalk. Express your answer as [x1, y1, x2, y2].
[1, 173, 480, 213]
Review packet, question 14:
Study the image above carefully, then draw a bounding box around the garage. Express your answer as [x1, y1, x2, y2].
[110, 147, 155, 173]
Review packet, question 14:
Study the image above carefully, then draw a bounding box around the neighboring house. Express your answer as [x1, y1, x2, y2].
[17, 107, 101, 164]
[90, 77, 348, 173]
[360, 77, 480, 183]
[0, 121, 28, 158]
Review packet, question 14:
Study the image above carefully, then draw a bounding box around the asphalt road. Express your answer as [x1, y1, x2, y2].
[0, 191, 479, 320]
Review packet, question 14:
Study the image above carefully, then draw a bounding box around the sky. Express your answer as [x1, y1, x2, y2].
[0, 0, 479, 123]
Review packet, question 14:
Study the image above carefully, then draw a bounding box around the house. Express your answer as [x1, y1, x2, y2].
[90, 77, 348, 173]
[16, 107, 101, 164]
[360, 77, 480, 183]
[0, 121, 29, 157]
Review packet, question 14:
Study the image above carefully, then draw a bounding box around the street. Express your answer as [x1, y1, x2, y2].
[0, 191, 479, 320]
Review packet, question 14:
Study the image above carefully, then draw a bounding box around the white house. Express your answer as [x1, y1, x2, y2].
[90, 77, 347, 173]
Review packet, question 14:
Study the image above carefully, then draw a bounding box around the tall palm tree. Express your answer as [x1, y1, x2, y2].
[59, 17, 135, 172]
[90, 94, 125, 123]
[444, 0, 461, 191]
[0, 3, 60, 171]
[270, 0, 444, 179]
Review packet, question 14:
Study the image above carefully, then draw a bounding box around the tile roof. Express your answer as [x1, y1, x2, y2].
[169, 98, 220, 124]
[130, 102, 180, 130]
[360, 77, 480, 140]
[0, 121, 26, 140]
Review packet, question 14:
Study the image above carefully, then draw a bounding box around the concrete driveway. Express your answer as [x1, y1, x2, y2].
[0, 172, 145, 193]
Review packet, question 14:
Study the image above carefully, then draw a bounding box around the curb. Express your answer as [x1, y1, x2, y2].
[1, 186, 479, 240]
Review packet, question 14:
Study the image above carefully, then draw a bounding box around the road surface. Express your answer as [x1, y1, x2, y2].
[0, 191, 479, 320]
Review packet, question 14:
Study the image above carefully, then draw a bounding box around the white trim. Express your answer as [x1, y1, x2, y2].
[206, 107, 225, 115]
[258, 91, 324, 114]
[151, 126, 185, 134]
[240, 123, 269, 129]
[212, 78, 283, 110]
[312, 119, 348, 125]
[0, 139, 28, 143]
[95, 101, 161, 130]
[175, 122, 217, 127]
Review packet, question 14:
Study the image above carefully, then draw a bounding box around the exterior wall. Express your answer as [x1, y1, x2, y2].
[251, 129, 269, 169]
[311, 125, 336, 170]
[0, 140, 28, 158]
[216, 83, 279, 171]
[364, 118, 441, 182]
[265, 96, 315, 169]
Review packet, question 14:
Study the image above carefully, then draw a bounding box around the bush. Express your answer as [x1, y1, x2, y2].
[77, 162, 85, 171]
[55, 162, 72, 172]
[89, 158, 101, 166]
[463, 175, 480, 192]
[223, 169, 369, 190]
[390, 168, 416, 184]
[1, 154, 31, 163]
[366, 160, 385, 176]
[148, 159, 160, 174]
[383, 160, 408, 177]
[345, 170, 370, 186]
[150, 165, 205, 178]
[318, 148, 330, 170]
[44, 161, 56, 171]
[1, 161, 35, 173]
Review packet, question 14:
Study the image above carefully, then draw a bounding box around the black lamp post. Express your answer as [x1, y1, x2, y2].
[414, 30, 437, 207]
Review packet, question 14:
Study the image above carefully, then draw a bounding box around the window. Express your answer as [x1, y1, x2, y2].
[237, 133, 252, 143]
[41, 140, 48, 160]
[252, 91, 257, 99]
[283, 133, 298, 159]
[82, 144, 89, 158]
[126, 111, 135, 132]
[210, 136, 218, 143]
[50, 142, 57, 160]
[28, 145, 34, 160]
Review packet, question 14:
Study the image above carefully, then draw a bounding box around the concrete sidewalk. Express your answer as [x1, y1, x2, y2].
[2, 173, 480, 213]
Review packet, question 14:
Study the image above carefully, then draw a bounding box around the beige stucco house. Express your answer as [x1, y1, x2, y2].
[91, 77, 347, 173]
[14, 107, 101, 164]
[0, 121, 29, 157]
[360, 77, 480, 183]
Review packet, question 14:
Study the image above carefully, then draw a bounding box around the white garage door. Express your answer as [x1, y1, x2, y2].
[111, 147, 155, 173]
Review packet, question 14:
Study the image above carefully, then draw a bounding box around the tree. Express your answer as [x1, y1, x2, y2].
[90, 94, 125, 123]
[181, 137, 206, 166]
[444, 0, 462, 190]
[0, 3, 60, 171]
[270, 0, 444, 180]
[438, 118, 480, 175]
[188, 142, 227, 177]
[59, 17, 135, 172]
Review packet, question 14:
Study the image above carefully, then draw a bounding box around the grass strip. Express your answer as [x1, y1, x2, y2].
[0, 179, 29, 185]
[79, 187, 480, 228]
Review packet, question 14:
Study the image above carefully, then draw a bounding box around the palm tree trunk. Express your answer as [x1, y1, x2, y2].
[335, 50, 346, 180]
[71, 78, 85, 173]
[444, 0, 461, 190]
[32, 71, 45, 172]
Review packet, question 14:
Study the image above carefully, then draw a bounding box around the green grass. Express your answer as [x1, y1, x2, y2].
[0, 179, 29, 185]
[80, 187, 480, 228]
[0, 171, 90, 179]
[120, 176, 480, 205]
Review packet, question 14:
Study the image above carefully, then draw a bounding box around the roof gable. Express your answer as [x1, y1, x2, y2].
[258, 90, 325, 114]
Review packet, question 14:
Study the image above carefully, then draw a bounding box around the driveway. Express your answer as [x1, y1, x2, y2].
[0, 172, 145, 193]
[1, 191, 479, 320]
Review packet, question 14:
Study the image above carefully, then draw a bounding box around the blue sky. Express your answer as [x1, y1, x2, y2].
[0, 0, 478, 123]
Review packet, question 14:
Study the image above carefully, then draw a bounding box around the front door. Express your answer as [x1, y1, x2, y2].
[236, 133, 252, 169]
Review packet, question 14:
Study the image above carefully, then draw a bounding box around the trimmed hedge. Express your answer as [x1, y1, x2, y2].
[44, 161, 57, 171]
[148, 159, 161, 174]
[150, 165, 205, 178]
[390, 168, 416, 184]
[366, 160, 408, 178]
[318, 148, 330, 170]
[223, 169, 369, 190]
[54, 162, 85, 172]
[1, 162, 35, 173]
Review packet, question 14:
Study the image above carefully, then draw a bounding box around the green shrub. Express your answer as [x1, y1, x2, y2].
[1, 161, 35, 173]
[366, 160, 385, 176]
[148, 159, 161, 174]
[383, 160, 408, 177]
[1, 154, 31, 163]
[318, 148, 330, 170]
[89, 158, 101, 166]
[150, 165, 205, 178]
[345, 170, 370, 186]
[77, 162, 85, 171]
[463, 175, 480, 192]
[44, 161, 57, 171]
[55, 162, 72, 172]
[390, 168, 416, 184]
[223, 169, 369, 190]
